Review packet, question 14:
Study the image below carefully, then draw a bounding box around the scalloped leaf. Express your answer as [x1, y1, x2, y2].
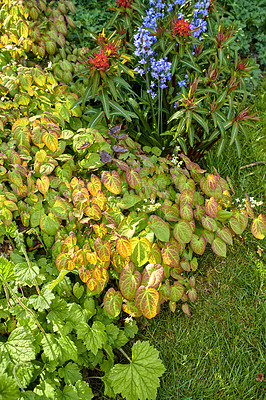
[101, 170, 122, 194]
[173, 220, 193, 244]
[148, 215, 170, 242]
[135, 285, 159, 319]
[190, 234, 206, 255]
[130, 237, 152, 267]
[116, 236, 132, 258]
[229, 212, 248, 235]
[250, 214, 266, 240]
[126, 169, 142, 189]
[201, 215, 218, 232]
[109, 340, 166, 400]
[161, 242, 179, 267]
[104, 288, 123, 318]
[94, 238, 111, 261]
[119, 262, 142, 300]
[212, 237, 227, 257]
[0, 256, 14, 282]
[205, 197, 219, 218]
[141, 264, 164, 288]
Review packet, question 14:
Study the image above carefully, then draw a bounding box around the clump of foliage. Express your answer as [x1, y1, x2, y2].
[223, 0, 266, 67]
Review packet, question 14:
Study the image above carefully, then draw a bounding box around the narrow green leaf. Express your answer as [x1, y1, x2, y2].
[99, 89, 110, 119]
[88, 110, 105, 128]
[109, 100, 132, 122]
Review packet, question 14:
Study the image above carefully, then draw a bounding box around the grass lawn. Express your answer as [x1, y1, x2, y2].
[138, 240, 265, 399]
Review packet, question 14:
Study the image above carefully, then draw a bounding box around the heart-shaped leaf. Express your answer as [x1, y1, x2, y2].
[148, 215, 170, 242]
[104, 288, 123, 318]
[94, 238, 111, 261]
[212, 237, 227, 257]
[135, 285, 159, 319]
[205, 197, 219, 218]
[119, 263, 142, 300]
[141, 264, 164, 288]
[190, 234, 206, 255]
[251, 214, 266, 239]
[102, 170, 122, 194]
[116, 236, 132, 258]
[161, 242, 179, 267]
[173, 220, 193, 244]
[130, 237, 151, 267]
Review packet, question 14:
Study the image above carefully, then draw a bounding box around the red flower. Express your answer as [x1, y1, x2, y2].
[103, 43, 119, 58]
[116, 0, 132, 8]
[172, 18, 191, 37]
[89, 52, 110, 71]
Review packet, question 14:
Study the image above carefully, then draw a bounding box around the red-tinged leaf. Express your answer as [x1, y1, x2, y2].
[108, 124, 122, 137]
[141, 263, 164, 288]
[229, 212, 248, 235]
[182, 302, 191, 316]
[201, 229, 214, 244]
[201, 215, 218, 232]
[104, 288, 123, 317]
[212, 237, 227, 257]
[245, 193, 255, 219]
[56, 253, 75, 271]
[180, 259, 190, 271]
[87, 174, 101, 196]
[36, 175, 49, 195]
[111, 145, 128, 153]
[178, 175, 187, 192]
[84, 203, 102, 220]
[216, 227, 233, 245]
[205, 197, 219, 218]
[170, 282, 184, 302]
[79, 266, 91, 282]
[122, 300, 142, 318]
[115, 159, 130, 172]
[42, 130, 58, 152]
[130, 237, 152, 267]
[148, 215, 170, 242]
[190, 234, 206, 255]
[180, 189, 194, 205]
[208, 174, 217, 190]
[190, 257, 198, 271]
[250, 214, 266, 240]
[169, 301, 176, 312]
[0, 208, 12, 225]
[159, 284, 171, 304]
[61, 234, 77, 253]
[116, 236, 132, 258]
[161, 242, 179, 267]
[8, 170, 23, 188]
[100, 150, 113, 164]
[188, 288, 197, 302]
[180, 203, 193, 221]
[94, 238, 111, 261]
[161, 204, 179, 221]
[173, 220, 193, 244]
[194, 205, 205, 221]
[135, 285, 159, 319]
[189, 276, 196, 288]
[112, 251, 130, 273]
[119, 263, 142, 300]
[126, 169, 142, 189]
[149, 243, 162, 264]
[200, 176, 222, 199]
[101, 170, 122, 194]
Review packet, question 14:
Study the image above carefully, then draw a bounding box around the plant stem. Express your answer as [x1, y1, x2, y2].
[13, 362, 27, 392]
[0, 275, 45, 334]
[145, 70, 157, 129]
[119, 347, 131, 362]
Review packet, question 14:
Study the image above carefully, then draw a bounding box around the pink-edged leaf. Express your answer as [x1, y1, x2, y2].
[169, 301, 176, 312]
[173, 220, 193, 244]
[180, 259, 191, 271]
[104, 288, 123, 317]
[212, 237, 227, 257]
[245, 193, 255, 219]
[119, 262, 142, 300]
[141, 263, 164, 288]
[190, 234, 206, 255]
[193, 205, 205, 221]
[161, 204, 179, 221]
[216, 227, 233, 245]
[190, 257, 198, 271]
[207, 174, 217, 190]
[201, 215, 218, 232]
[94, 238, 111, 261]
[159, 284, 171, 304]
[182, 302, 191, 316]
[205, 197, 219, 218]
[126, 169, 142, 189]
[122, 299, 142, 318]
[250, 214, 266, 240]
[161, 242, 180, 267]
[188, 288, 197, 302]
[180, 203, 193, 221]
[180, 189, 194, 205]
[101, 170, 122, 194]
[135, 285, 159, 319]
[201, 229, 214, 244]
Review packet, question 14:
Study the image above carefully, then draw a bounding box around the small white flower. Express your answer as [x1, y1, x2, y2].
[235, 198, 240, 203]
[144, 198, 148, 202]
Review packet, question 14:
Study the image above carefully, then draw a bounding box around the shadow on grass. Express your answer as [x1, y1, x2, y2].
[138, 239, 265, 400]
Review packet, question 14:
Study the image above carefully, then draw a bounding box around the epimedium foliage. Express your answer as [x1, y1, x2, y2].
[74, 0, 260, 160]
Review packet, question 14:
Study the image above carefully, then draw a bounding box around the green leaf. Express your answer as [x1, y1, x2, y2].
[55, 385, 79, 400]
[148, 215, 170, 242]
[0, 327, 36, 362]
[99, 89, 110, 119]
[40, 213, 60, 236]
[104, 288, 123, 317]
[75, 381, 94, 400]
[28, 286, 55, 311]
[76, 321, 107, 356]
[58, 362, 82, 385]
[109, 100, 133, 122]
[41, 333, 78, 364]
[0, 373, 20, 400]
[0, 256, 14, 282]
[88, 110, 105, 128]
[30, 203, 45, 228]
[109, 340, 166, 400]
[14, 262, 39, 286]
[192, 112, 209, 134]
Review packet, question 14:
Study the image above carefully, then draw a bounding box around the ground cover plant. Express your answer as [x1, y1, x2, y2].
[0, 0, 265, 399]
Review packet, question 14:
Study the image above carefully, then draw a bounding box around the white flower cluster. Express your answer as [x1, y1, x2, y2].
[234, 197, 264, 210]
[124, 314, 134, 325]
[137, 198, 161, 213]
